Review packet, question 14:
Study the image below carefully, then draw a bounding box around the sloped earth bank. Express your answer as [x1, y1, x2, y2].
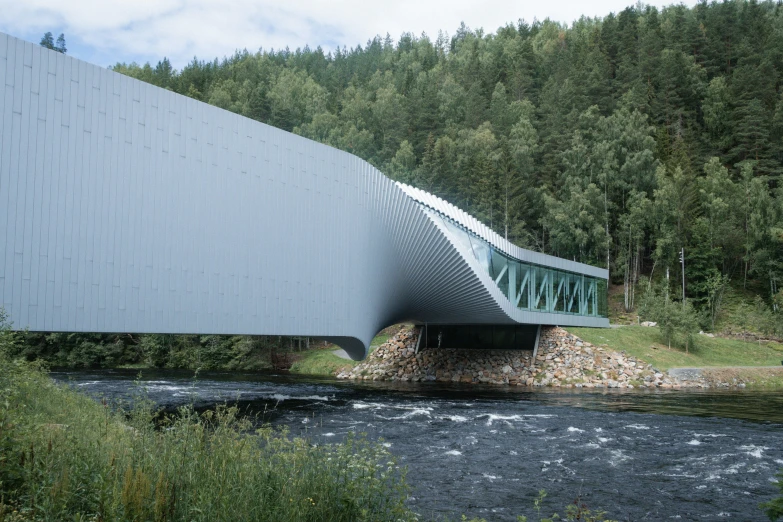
[338, 327, 756, 388]
[56, 369, 783, 521]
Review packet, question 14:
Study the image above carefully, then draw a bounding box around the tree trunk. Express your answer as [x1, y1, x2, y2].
[744, 186, 750, 289]
[631, 254, 636, 311]
[504, 186, 509, 241]
[605, 182, 610, 272]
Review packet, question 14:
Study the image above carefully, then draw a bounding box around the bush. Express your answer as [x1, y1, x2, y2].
[639, 281, 700, 352]
[6, 327, 281, 371]
[140, 334, 170, 367]
[762, 471, 783, 521]
[750, 297, 783, 339]
[0, 308, 16, 355]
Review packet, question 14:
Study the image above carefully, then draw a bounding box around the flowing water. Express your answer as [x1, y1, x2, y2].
[52, 369, 783, 521]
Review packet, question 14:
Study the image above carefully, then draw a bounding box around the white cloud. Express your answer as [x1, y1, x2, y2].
[0, 0, 698, 68]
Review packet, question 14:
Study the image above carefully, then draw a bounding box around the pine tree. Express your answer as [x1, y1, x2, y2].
[55, 33, 67, 54]
[702, 77, 732, 154]
[154, 58, 174, 89]
[39, 32, 55, 50]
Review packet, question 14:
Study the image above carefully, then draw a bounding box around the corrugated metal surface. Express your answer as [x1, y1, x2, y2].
[0, 32, 608, 361]
[396, 182, 609, 279]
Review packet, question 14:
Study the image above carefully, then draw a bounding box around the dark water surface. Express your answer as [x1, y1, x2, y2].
[52, 369, 783, 521]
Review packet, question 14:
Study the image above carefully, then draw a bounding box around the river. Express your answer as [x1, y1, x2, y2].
[51, 369, 783, 521]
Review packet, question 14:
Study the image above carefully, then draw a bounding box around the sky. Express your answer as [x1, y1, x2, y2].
[0, 0, 699, 69]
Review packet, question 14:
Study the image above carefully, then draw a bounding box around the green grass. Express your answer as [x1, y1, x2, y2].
[747, 373, 783, 388]
[289, 329, 397, 376]
[701, 367, 783, 388]
[568, 326, 783, 371]
[116, 362, 151, 369]
[369, 332, 391, 348]
[0, 355, 414, 521]
[289, 347, 358, 375]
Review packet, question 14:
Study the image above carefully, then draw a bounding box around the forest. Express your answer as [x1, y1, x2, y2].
[19, 0, 783, 368]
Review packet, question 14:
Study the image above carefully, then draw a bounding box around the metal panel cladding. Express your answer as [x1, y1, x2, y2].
[0, 32, 608, 360]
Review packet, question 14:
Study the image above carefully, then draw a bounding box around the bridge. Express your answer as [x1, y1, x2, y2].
[0, 32, 608, 360]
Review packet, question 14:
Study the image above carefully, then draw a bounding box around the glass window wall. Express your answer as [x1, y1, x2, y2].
[432, 209, 608, 319]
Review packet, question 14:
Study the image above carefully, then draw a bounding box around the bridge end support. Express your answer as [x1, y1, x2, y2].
[319, 336, 368, 361]
[414, 325, 424, 355]
[530, 325, 543, 367]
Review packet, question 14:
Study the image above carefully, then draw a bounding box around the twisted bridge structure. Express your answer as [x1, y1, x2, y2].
[0, 33, 608, 360]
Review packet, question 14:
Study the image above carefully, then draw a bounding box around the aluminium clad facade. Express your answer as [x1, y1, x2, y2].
[0, 32, 608, 360]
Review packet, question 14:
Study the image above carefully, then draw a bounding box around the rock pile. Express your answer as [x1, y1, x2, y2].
[337, 326, 710, 388]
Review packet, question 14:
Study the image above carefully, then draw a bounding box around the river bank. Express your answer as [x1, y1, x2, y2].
[569, 325, 783, 370]
[330, 325, 783, 389]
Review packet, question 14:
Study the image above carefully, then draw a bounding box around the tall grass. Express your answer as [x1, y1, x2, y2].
[0, 355, 414, 521]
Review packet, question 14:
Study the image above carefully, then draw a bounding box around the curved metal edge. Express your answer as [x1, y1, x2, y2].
[319, 336, 368, 361]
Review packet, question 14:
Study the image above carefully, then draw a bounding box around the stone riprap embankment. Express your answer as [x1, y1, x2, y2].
[337, 326, 711, 388]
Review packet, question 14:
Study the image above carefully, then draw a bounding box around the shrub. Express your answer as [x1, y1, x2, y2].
[762, 471, 783, 521]
[639, 281, 700, 352]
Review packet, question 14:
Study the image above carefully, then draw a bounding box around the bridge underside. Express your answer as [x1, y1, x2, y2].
[421, 324, 541, 351]
[0, 33, 609, 361]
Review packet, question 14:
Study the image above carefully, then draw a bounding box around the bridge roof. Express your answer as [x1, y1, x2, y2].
[396, 182, 608, 279]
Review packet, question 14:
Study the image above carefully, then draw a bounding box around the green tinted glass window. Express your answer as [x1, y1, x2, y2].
[434, 209, 607, 318]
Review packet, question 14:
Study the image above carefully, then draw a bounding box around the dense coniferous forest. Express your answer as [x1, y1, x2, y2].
[18, 1, 783, 368]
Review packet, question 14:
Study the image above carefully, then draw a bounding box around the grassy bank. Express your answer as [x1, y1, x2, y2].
[568, 326, 783, 372]
[289, 347, 358, 375]
[700, 367, 783, 388]
[0, 356, 414, 521]
[289, 330, 398, 376]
